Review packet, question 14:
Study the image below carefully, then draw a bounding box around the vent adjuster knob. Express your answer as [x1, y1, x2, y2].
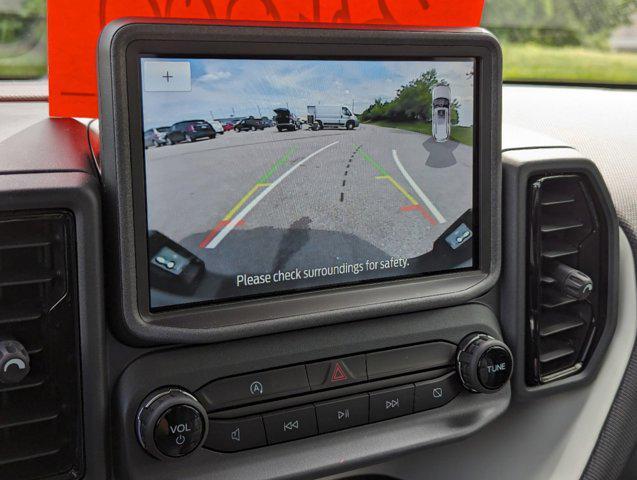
[548, 262, 593, 301]
[0, 338, 30, 384]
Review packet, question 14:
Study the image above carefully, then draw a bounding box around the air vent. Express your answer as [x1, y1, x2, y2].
[0, 212, 83, 480]
[527, 175, 609, 385]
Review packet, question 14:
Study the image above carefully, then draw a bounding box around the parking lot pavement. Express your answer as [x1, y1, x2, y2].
[145, 124, 473, 304]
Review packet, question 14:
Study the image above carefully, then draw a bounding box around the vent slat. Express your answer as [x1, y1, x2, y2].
[539, 346, 575, 364]
[0, 409, 59, 430]
[540, 315, 585, 338]
[540, 291, 578, 309]
[0, 228, 53, 249]
[541, 245, 578, 259]
[0, 269, 55, 287]
[540, 219, 584, 234]
[0, 445, 62, 467]
[540, 191, 576, 206]
[0, 241, 51, 252]
[0, 309, 42, 325]
[0, 373, 47, 393]
[26, 346, 44, 355]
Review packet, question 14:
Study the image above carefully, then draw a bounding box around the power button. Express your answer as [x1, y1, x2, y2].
[136, 388, 209, 460]
[154, 404, 205, 457]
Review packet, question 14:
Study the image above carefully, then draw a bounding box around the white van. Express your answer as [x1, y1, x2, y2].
[210, 120, 225, 135]
[307, 105, 359, 130]
[432, 84, 451, 142]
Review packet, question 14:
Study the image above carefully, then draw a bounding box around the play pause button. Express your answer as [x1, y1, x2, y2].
[315, 394, 369, 433]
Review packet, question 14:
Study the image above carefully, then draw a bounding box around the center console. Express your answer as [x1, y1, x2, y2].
[95, 20, 510, 478]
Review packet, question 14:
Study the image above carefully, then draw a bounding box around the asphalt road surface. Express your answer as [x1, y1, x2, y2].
[145, 124, 473, 306]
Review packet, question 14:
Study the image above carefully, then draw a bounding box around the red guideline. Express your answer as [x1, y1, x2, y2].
[47, 0, 484, 118]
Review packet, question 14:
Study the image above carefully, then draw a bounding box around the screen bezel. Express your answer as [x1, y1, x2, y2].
[138, 54, 479, 311]
[100, 21, 501, 344]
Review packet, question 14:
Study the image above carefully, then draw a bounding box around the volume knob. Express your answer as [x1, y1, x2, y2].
[456, 333, 513, 393]
[136, 388, 209, 460]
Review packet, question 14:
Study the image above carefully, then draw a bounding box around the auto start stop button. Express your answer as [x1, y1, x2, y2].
[153, 404, 206, 458]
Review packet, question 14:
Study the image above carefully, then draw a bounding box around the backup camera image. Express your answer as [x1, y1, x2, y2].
[140, 57, 477, 309]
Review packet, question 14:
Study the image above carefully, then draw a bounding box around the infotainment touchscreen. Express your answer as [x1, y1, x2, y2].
[140, 57, 477, 310]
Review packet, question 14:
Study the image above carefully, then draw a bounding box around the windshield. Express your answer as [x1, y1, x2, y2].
[1, 0, 636, 86]
[481, 0, 637, 85]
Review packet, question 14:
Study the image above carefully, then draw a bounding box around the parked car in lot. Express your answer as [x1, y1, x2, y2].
[307, 105, 359, 130]
[432, 84, 451, 142]
[210, 120, 225, 135]
[260, 116, 274, 127]
[143, 126, 171, 148]
[234, 117, 265, 132]
[274, 108, 301, 132]
[223, 122, 234, 132]
[165, 120, 216, 144]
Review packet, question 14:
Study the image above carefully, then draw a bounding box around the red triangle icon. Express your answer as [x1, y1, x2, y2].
[331, 362, 348, 382]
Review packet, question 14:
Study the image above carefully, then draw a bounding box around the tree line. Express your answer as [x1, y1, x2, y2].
[0, 0, 45, 46]
[360, 69, 460, 124]
[482, 0, 637, 48]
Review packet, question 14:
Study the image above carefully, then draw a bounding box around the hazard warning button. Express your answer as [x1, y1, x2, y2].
[306, 355, 367, 391]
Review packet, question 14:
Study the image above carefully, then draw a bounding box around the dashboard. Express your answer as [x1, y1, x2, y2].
[0, 20, 636, 480]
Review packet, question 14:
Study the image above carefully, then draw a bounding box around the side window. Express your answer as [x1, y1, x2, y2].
[342, 107, 350, 116]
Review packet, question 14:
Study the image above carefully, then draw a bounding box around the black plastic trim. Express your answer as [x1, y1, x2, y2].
[501, 147, 619, 399]
[112, 303, 510, 480]
[0, 118, 108, 480]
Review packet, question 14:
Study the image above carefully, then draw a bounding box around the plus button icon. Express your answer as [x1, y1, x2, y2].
[162, 71, 173, 83]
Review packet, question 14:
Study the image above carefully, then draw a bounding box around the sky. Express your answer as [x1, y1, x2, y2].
[141, 58, 475, 129]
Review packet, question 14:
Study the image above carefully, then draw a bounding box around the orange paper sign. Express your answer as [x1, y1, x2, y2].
[48, 0, 484, 118]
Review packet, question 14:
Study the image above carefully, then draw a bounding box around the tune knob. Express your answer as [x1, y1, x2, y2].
[456, 333, 513, 393]
[136, 388, 209, 459]
[0, 338, 30, 384]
